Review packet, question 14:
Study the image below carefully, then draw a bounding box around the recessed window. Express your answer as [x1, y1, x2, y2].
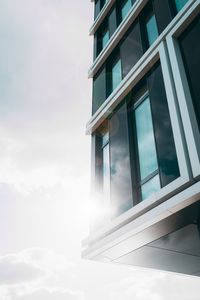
[146, 14, 159, 46]
[174, 0, 189, 13]
[111, 57, 122, 91]
[93, 67, 106, 114]
[102, 28, 109, 49]
[135, 95, 160, 200]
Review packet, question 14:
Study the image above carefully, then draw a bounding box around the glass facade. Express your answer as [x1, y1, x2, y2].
[179, 16, 200, 132]
[94, 62, 180, 217]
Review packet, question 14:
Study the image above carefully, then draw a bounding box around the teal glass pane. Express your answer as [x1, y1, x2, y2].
[112, 59, 122, 91]
[102, 143, 110, 200]
[141, 174, 160, 200]
[146, 14, 159, 46]
[102, 30, 109, 48]
[121, 0, 132, 20]
[135, 97, 158, 180]
[175, 0, 188, 12]
[102, 131, 109, 146]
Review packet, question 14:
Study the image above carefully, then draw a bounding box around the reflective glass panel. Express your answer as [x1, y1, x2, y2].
[94, 0, 101, 19]
[148, 64, 180, 187]
[110, 102, 133, 217]
[141, 174, 160, 200]
[146, 14, 159, 46]
[102, 142, 110, 202]
[102, 29, 109, 48]
[121, 0, 132, 20]
[120, 22, 143, 77]
[111, 58, 122, 91]
[175, 0, 188, 12]
[135, 97, 158, 180]
[93, 67, 106, 114]
[179, 17, 200, 133]
[152, 0, 173, 33]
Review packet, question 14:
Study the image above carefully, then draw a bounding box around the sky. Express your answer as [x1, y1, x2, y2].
[0, 0, 199, 299]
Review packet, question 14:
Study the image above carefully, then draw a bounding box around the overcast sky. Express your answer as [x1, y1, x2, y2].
[0, 0, 199, 299]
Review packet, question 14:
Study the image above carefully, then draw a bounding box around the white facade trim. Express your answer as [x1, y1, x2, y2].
[82, 181, 200, 259]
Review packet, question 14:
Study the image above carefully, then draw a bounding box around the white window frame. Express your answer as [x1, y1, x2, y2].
[166, 0, 200, 178]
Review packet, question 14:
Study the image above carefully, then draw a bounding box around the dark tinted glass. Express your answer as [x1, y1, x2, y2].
[174, 0, 188, 13]
[120, 21, 143, 77]
[93, 67, 106, 114]
[109, 7, 117, 37]
[148, 64, 180, 187]
[140, 3, 159, 49]
[179, 17, 200, 132]
[109, 102, 133, 217]
[153, 0, 173, 33]
[94, 0, 101, 19]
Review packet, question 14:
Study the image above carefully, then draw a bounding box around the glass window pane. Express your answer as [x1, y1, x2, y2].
[175, 0, 188, 12]
[141, 174, 160, 200]
[112, 58, 122, 91]
[135, 97, 158, 180]
[110, 102, 133, 217]
[102, 30, 109, 48]
[102, 143, 110, 201]
[121, 0, 132, 20]
[93, 67, 106, 114]
[108, 8, 117, 37]
[179, 17, 200, 133]
[146, 14, 159, 46]
[148, 64, 180, 187]
[94, 0, 101, 19]
[120, 22, 143, 77]
[152, 0, 173, 33]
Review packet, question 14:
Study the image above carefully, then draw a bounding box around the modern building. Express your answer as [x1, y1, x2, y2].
[82, 0, 200, 276]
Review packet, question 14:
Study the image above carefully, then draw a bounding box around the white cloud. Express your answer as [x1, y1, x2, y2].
[9, 287, 84, 300]
[0, 254, 47, 286]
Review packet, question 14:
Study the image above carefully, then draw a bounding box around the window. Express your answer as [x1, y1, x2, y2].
[94, 0, 107, 19]
[174, 0, 189, 13]
[129, 63, 180, 201]
[152, 0, 173, 33]
[120, 21, 143, 77]
[102, 130, 110, 202]
[179, 16, 200, 132]
[111, 57, 122, 91]
[121, 0, 132, 21]
[146, 14, 159, 46]
[93, 66, 106, 114]
[94, 0, 101, 19]
[94, 7, 117, 59]
[135, 94, 160, 200]
[95, 63, 180, 218]
[102, 28, 109, 48]
[110, 102, 133, 217]
[140, 2, 159, 50]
